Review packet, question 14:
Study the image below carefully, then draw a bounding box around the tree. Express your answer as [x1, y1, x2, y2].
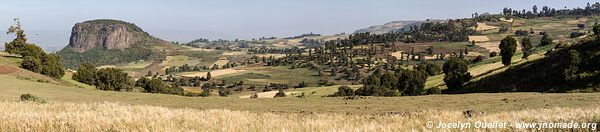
[73, 62, 97, 85]
[443, 58, 472, 91]
[40, 54, 65, 78]
[206, 72, 211, 80]
[5, 18, 26, 56]
[521, 37, 533, 59]
[594, 24, 600, 38]
[396, 69, 427, 96]
[95, 68, 132, 91]
[416, 63, 441, 76]
[540, 33, 553, 46]
[499, 36, 517, 66]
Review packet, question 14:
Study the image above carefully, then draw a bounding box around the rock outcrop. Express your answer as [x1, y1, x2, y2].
[67, 19, 151, 53]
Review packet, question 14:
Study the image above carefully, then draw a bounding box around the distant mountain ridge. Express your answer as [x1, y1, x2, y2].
[354, 20, 445, 34]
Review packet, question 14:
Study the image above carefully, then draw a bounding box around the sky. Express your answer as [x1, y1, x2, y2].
[0, 0, 594, 51]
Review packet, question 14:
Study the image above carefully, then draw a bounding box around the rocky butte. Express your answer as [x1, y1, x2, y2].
[66, 19, 152, 53]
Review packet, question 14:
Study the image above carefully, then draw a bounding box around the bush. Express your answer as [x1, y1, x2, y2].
[20, 94, 46, 103]
[296, 93, 306, 98]
[73, 62, 97, 85]
[318, 80, 334, 86]
[200, 89, 211, 97]
[425, 87, 442, 95]
[489, 52, 498, 57]
[95, 68, 133, 91]
[250, 93, 258, 98]
[514, 29, 529, 36]
[472, 55, 485, 63]
[570, 32, 586, 38]
[294, 81, 307, 88]
[274, 89, 286, 98]
[218, 87, 231, 97]
[330, 86, 355, 97]
[540, 33, 553, 46]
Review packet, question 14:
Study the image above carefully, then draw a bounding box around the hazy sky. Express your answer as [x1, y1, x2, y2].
[0, 0, 593, 48]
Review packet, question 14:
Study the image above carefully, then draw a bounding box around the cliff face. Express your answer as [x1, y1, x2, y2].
[67, 19, 150, 53]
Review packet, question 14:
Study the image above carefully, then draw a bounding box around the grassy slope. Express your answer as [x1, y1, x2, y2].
[3, 53, 598, 114]
[1, 72, 599, 114]
[425, 16, 588, 89]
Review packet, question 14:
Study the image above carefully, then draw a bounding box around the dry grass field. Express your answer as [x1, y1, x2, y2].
[180, 69, 246, 78]
[468, 35, 491, 42]
[0, 101, 597, 131]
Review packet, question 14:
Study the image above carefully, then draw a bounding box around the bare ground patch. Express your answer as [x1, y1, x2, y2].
[0, 65, 19, 74]
[468, 36, 490, 42]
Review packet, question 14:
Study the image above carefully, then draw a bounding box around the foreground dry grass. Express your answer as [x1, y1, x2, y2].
[0, 101, 598, 131]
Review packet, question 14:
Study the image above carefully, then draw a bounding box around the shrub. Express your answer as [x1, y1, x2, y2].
[594, 24, 600, 37]
[425, 87, 442, 95]
[489, 52, 498, 57]
[294, 81, 307, 88]
[569, 32, 586, 38]
[472, 55, 485, 63]
[200, 89, 211, 97]
[250, 93, 258, 98]
[540, 33, 553, 46]
[318, 80, 331, 86]
[274, 89, 286, 98]
[95, 68, 133, 91]
[296, 93, 306, 98]
[577, 23, 585, 29]
[330, 86, 355, 97]
[73, 62, 97, 85]
[218, 87, 231, 97]
[20, 94, 46, 103]
[514, 29, 529, 36]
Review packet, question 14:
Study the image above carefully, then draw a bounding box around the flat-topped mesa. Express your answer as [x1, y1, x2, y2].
[67, 19, 151, 53]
